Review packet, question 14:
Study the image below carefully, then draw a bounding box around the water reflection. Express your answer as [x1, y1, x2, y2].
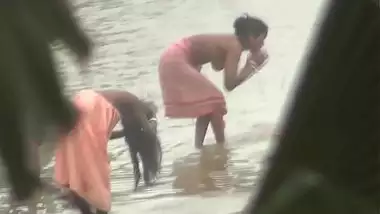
[5, 191, 65, 214]
[172, 144, 232, 194]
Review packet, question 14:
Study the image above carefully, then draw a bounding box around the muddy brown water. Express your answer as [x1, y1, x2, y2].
[0, 0, 326, 213]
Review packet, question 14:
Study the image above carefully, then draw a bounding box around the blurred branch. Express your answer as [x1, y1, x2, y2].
[0, 0, 93, 200]
[244, 0, 380, 213]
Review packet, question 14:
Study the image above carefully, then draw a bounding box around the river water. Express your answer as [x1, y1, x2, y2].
[0, 0, 326, 213]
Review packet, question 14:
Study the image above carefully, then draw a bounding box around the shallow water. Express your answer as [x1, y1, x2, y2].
[0, 0, 326, 213]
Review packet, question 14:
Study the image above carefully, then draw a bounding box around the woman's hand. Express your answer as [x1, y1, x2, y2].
[248, 49, 269, 69]
[236, 50, 269, 86]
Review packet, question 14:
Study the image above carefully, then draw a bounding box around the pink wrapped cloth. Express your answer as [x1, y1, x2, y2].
[54, 90, 120, 212]
[158, 38, 227, 118]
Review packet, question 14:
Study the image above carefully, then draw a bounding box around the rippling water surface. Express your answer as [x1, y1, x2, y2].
[0, 0, 326, 213]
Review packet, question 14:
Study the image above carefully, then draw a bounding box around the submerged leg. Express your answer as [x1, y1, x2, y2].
[195, 115, 211, 148]
[210, 112, 225, 145]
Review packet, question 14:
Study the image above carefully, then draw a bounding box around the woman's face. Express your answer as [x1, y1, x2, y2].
[248, 33, 266, 52]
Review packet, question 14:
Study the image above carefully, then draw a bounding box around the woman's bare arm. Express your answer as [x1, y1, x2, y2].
[223, 49, 257, 92]
[110, 130, 125, 140]
[223, 50, 241, 91]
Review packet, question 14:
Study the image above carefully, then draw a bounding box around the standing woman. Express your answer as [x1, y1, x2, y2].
[54, 89, 162, 214]
[158, 14, 269, 148]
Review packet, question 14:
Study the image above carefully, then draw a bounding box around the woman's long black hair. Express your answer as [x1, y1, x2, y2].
[121, 102, 162, 190]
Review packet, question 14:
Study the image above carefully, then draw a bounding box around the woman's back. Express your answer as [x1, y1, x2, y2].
[187, 34, 241, 67]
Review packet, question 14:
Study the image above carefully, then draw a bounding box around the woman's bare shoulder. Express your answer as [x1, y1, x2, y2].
[192, 34, 240, 51]
[188, 34, 231, 44]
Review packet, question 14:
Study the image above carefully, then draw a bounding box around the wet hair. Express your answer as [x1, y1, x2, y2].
[142, 100, 158, 119]
[121, 104, 162, 189]
[125, 125, 162, 188]
[125, 123, 162, 189]
[233, 13, 268, 47]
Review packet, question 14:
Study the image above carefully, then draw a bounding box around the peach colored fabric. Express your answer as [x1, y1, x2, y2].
[54, 90, 120, 212]
[158, 38, 227, 118]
